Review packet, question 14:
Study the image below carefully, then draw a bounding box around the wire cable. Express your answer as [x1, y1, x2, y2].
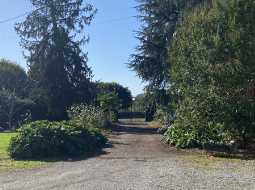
[0, 10, 135, 25]
[0, 12, 30, 24]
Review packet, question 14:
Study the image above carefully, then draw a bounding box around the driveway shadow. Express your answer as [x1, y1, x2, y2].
[109, 122, 158, 135]
[12, 148, 110, 163]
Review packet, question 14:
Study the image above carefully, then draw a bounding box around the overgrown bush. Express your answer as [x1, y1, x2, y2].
[68, 104, 109, 128]
[8, 120, 107, 159]
[163, 96, 230, 148]
[166, 0, 255, 148]
[155, 106, 175, 127]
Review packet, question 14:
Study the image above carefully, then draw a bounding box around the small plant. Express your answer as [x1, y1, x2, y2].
[8, 120, 107, 159]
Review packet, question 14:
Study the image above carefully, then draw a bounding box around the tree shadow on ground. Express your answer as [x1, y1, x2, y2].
[12, 145, 111, 163]
[109, 122, 158, 135]
[12, 122, 157, 163]
[118, 122, 148, 126]
[207, 149, 255, 160]
[118, 120, 148, 126]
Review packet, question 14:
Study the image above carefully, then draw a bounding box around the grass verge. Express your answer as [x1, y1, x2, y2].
[0, 133, 45, 173]
[179, 150, 255, 171]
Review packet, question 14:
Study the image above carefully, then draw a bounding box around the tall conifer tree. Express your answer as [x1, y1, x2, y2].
[16, 0, 96, 120]
[129, 0, 207, 89]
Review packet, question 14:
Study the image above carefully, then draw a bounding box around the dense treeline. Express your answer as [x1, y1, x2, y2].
[0, 0, 133, 131]
[132, 0, 255, 149]
[129, 0, 212, 121]
[15, 0, 97, 121]
[0, 60, 33, 130]
[0, 59, 133, 130]
[130, 0, 210, 89]
[0, 0, 135, 159]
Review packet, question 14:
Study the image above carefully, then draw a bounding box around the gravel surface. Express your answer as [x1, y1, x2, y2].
[0, 121, 255, 190]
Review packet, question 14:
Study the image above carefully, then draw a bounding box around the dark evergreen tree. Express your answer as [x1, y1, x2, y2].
[129, 0, 211, 121]
[129, 0, 208, 89]
[16, 0, 96, 120]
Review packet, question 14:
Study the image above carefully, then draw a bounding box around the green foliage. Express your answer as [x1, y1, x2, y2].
[0, 90, 33, 130]
[130, 0, 177, 88]
[164, 97, 229, 148]
[0, 133, 44, 172]
[16, 0, 97, 121]
[95, 82, 132, 122]
[29, 88, 49, 121]
[129, 0, 210, 123]
[0, 60, 33, 129]
[68, 104, 108, 128]
[98, 93, 119, 112]
[155, 106, 174, 126]
[97, 92, 120, 122]
[129, 0, 209, 89]
[132, 94, 146, 112]
[166, 0, 255, 148]
[8, 120, 107, 159]
[0, 133, 17, 159]
[0, 59, 28, 97]
[96, 82, 132, 110]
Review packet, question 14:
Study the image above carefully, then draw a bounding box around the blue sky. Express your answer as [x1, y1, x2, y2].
[0, 0, 145, 96]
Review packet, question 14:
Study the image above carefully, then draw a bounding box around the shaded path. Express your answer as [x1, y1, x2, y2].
[1, 120, 255, 190]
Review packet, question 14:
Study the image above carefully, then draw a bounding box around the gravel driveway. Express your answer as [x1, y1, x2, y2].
[0, 121, 255, 190]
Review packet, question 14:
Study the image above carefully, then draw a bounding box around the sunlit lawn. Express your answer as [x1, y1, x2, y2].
[0, 133, 45, 173]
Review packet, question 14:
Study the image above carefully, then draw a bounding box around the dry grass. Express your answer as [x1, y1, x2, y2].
[148, 121, 162, 129]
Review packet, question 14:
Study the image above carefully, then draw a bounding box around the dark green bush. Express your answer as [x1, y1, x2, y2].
[166, 0, 255, 148]
[163, 93, 230, 148]
[8, 120, 107, 159]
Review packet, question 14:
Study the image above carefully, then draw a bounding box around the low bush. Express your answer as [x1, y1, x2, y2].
[163, 94, 231, 149]
[68, 104, 108, 128]
[8, 120, 107, 159]
[163, 123, 228, 149]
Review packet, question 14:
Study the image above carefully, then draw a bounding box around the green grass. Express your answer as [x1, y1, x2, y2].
[0, 133, 45, 173]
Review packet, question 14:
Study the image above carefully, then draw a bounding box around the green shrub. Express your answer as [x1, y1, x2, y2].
[163, 91, 231, 148]
[164, 121, 228, 149]
[8, 120, 107, 159]
[166, 0, 255, 148]
[155, 106, 175, 126]
[68, 104, 108, 128]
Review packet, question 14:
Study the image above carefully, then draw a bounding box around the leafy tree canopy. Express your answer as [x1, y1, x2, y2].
[0, 90, 33, 130]
[96, 82, 132, 110]
[0, 59, 28, 97]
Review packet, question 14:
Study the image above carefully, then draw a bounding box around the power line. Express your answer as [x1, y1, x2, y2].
[0, 10, 135, 25]
[0, 12, 30, 24]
